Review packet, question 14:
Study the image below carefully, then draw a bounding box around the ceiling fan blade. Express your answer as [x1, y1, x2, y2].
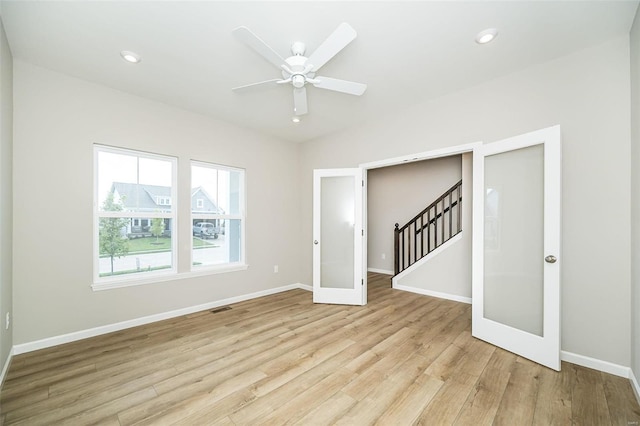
[293, 87, 308, 115]
[232, 79, 281, 92]
[306, 23, 357, 72]
[233, 26, 285, 70]
[312, 76, 367, 96]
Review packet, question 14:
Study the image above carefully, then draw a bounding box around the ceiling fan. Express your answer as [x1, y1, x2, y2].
[232, 23, 367, 117]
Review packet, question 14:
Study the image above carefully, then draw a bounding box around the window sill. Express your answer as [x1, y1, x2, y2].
[92, 264, 249, 291]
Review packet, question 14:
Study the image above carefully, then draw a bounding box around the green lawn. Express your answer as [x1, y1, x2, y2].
[99, 237, 218, 257]
[127, 237, 171, 253]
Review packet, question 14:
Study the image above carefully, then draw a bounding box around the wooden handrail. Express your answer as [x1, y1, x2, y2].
[416, 200, 459, 234]
[394, 180, 463, 276]
[397, 180, 462, 233]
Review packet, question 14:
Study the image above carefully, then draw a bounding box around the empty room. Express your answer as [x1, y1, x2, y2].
[0, 1, 640, 424]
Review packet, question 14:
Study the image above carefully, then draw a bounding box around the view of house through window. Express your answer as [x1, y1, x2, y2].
[95, 146, 176, 281]
[191, 161, 245, 269]
[94, 146, 246, 286]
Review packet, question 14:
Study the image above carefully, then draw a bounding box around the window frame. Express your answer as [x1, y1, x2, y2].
[190, 160, 247, 272]
[93, 144, 178, 288]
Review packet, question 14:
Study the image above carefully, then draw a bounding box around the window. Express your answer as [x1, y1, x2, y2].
[191, 161, 245, 269]
[94, 145, 177, 283]
[156, 196, 171, 206]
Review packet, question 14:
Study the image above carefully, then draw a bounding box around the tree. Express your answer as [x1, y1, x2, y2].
[150, 217, 165, 243]
[99, 192, 129, 275]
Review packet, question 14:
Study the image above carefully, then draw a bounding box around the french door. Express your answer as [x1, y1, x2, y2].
[472, 125, 561, 370]
[312, 168, 366, 305]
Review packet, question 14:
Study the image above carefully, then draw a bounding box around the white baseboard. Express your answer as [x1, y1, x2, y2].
[630, 369, 640, 405]
[0, 347, 13, 388]
[13, 283, 311, 355]
[560, 350, 630, 378]
[297, 283, 312, 292]
[393, 283, 472, 304]
[367, 268, 394, 275]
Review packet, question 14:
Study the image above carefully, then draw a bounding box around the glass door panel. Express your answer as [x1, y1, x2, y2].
[484, 144, 544, 336]
[313, 168, 365, 305]
[320, 176, 355, 289]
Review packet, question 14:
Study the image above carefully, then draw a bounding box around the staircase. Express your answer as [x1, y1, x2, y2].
[394, 180, 462, 275]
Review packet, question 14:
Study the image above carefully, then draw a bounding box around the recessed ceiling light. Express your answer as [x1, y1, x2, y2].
[292, 116, 301, 123]
[120, 50, 141, 64]
[475, 28, 498, 44]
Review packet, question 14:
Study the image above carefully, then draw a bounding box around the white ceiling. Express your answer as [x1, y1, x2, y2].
[1, 1, 637, 143]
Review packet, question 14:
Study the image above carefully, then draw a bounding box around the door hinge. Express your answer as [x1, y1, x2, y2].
[361, 279, 364, 285]
[362, 180, 364, 187]
[361, 229, 364, 236]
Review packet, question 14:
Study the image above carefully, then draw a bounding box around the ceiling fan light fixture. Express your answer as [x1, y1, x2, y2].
[232, 23, 365, 117]
[120, 50, 141, 63]
[475, 28, 498, 44]
[292, 75, 305, 88]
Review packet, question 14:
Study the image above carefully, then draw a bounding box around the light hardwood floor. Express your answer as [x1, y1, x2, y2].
[1, 273, 639, 425]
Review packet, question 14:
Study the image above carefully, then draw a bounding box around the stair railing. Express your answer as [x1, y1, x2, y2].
[394, 180, 462, 275]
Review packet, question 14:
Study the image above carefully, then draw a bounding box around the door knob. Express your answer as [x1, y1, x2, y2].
[314, 240, 319, 245]
[545, 255, 557, 264]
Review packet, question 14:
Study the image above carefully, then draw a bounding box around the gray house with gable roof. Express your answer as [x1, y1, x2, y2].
[110, 182, 222, 237]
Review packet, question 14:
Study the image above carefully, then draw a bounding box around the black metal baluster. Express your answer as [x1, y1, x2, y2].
[457, 184, 461, 234]
[392, 180, 462, 275]
[427, 208, 431, 254]
[440, 199, 445, 246]
[394, 223, 399, 274]
[449, 191, 453, 239]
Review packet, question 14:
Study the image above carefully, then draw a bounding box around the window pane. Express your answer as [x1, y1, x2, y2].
[98, 150, 173, 214]
[193, 219, 242, 267]
[191, 165, 223, 214]
[227, 169, 243, 216]
[98, 217, 173, 278]
[95, 146, 176, 283]
[191, 161, 245, 270]
[191, 164, 244, 216]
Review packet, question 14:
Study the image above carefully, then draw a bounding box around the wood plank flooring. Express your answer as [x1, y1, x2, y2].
[1, 273, 639, 425]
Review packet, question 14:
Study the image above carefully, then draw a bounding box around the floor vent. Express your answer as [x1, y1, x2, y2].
[210, 306, 232, 314]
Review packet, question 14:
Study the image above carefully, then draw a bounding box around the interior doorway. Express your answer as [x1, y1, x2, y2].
[366, 155, 462, 280]
[361, 144, 477, 301]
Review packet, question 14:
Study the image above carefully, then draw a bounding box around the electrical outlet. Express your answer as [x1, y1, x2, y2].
[273, 265, 279, 273]
[381, 253, 386, 260]
[5, 312, 9, 330]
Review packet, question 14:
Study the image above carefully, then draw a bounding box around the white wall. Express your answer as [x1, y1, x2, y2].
[12, 61, 302, 345]
[0, 17, 13, 373]
[367, 155, 461, 273]
[299, 37, 632, 367]
[630, 7, 640, 380]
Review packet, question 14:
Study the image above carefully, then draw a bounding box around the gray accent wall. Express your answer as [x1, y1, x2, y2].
[367, 155, 462, 273]
[393, 153, 472, 301]
[299, 36, 632, 367]
[0, 16, 12, 374]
